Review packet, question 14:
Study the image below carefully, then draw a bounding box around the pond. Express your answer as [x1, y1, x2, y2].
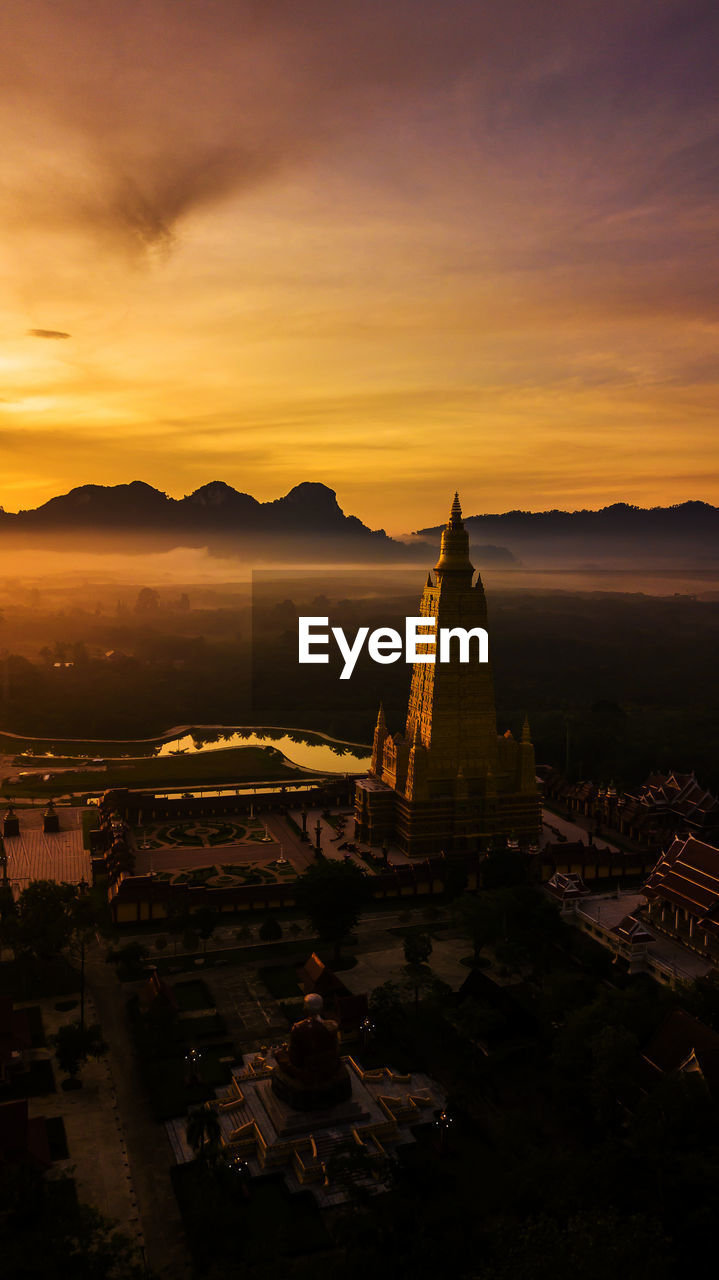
[2, 724, 371, 775]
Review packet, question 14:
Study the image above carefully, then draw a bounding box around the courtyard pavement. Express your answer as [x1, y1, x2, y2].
[3, 805, 90, 893]
[23, 991, 145, 1249]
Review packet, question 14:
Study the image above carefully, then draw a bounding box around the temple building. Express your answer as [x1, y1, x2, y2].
[354, 494, 541, 857]
[643, 834, 719, 962]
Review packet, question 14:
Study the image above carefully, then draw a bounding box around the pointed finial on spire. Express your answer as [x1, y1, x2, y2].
[426, 571, 433, 588]
[521, 715, 531, 744]
[376, 702, 386, 729]
[434, 491, 473, 581]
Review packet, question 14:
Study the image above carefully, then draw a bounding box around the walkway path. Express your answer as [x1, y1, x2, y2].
[85, 945, 191, 1280]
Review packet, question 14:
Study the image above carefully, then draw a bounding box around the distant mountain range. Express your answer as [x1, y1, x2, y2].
[416, 501, 719, 566]
[2, 483, 715, 567]
[0, 480, 515, 565]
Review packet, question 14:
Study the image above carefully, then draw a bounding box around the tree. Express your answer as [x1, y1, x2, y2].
[69, 882, 109, 1026]
[106, 940, 149, 980]
[133, 586, 160, 614]
[14, 880, 76, 966]
[293, 859, 373, 962]
[455, 892, 502, 966]
[485, 1208, 670, 1280]
[186, 1103, 221, 1163]
[258, 916, 283, 942]
[588, 1024, 639, 1129]
[0, 880, 18, 957]
[481, 847, 528, 889]
[53, 1021, 107, 1087]
[490, 886, 566, 984]
[402, 931, 434, 1013]
[686, 970, 719, 1031]
[369, 980, 407, 1036]
[0, 1165, 148, 1279]
[402, 931, 432, 967]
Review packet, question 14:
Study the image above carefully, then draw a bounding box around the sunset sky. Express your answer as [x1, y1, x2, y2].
[1, 0, 717, 535]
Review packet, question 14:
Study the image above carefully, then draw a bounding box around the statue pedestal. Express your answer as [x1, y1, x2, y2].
[270, 1062, 353, 1112]
[258, 1078, 368, 1137]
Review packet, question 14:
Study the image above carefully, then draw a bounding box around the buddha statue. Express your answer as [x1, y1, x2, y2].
[271, 993, 352, 1111]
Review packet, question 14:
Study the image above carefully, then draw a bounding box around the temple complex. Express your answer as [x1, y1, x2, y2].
[643, 834, 719, 962]
[166, 992, 444, 1206]
[354, 494, 541, 856]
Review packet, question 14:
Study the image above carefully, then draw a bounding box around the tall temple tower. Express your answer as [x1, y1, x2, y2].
[355, 494, 541, 856]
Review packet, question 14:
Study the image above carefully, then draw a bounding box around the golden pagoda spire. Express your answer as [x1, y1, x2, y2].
[433, 491, 474, 584]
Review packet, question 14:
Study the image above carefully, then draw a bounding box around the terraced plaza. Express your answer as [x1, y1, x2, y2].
[135, 817, 271, 850]
[131, 815, 302, 883]
[148, 859, 298, 888]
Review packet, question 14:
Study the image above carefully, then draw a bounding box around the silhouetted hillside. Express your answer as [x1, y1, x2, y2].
[417, 501, 719, 566]
[0, 480, 516, 565]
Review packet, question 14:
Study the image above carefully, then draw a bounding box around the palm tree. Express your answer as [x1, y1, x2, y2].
[185, 1103, 221, 1163]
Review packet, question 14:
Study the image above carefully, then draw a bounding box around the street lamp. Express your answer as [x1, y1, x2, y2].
[360, 1017, 375, 1051]
[184, 1046, 203, 1087]
[226, 1152, 251, 1198]
[435, 1108, 454, 1152]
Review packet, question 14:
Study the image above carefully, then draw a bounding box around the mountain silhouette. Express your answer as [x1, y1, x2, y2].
[416, 500, 719, 566]
[0, 480, 514, 564]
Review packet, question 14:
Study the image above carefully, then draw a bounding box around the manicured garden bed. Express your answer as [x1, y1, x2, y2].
[171, 979, 214, 1012]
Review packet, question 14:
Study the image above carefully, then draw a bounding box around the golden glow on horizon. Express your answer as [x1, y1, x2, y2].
[1, 2, 718, 535]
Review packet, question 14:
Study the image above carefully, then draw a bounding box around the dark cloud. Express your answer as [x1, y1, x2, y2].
[27, 328, 71, 339]
[1, 0, 715, 259]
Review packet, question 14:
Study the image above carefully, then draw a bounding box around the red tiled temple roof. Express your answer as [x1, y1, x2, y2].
[644, 835, 719, 934]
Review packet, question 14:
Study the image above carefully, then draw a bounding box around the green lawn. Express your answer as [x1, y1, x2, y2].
[2, 745, 307, 799]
